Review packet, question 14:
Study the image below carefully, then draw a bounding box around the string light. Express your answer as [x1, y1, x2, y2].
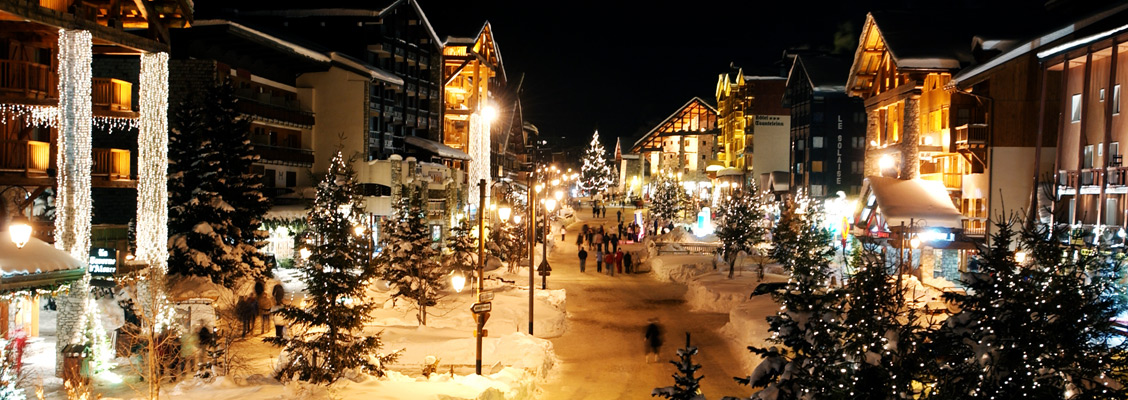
[0, 103, 56, 127]
[93, 116, 139, 133]
[136, 52, 169, 271]
[54, 28, 93, 261]
[467, 112, 490, 206]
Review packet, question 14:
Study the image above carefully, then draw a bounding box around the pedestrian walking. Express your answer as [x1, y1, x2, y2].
[644, 318, 664, 363]
[593, 231, 603, 252]
[602, 207, 607, 218]
[271, 304, 286, 337]
[615, 249, 624, 274]
[616, 209, 622, 222]
[595, 248, 604, 273]
[605, 251, 615, 276]
[624, 251, 633, 274]
[578, 247, 588, 273]
[610, 234, 620, 253]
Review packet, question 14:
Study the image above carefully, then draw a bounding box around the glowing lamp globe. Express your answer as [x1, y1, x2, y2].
[909, 237, 921, 249]
[497, 205, 512, 222]
[554, 190, 564, 201]
[1014, 251, 1027, 264]
[482, 105, 499, 122]
[513, 215, 523, 224]
[8, 215, 32, 249]
[353, 225, 366, 236]
[545, 198, 557, 211]
[299, 247, 312, 259]
[451, 270, 467, 293]
[878, 155, 894, 171]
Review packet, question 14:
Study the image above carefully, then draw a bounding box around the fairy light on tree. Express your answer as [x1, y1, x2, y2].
[54, 28, 93, 260]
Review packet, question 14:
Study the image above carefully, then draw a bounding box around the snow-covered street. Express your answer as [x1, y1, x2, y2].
[538, 206, 757, 399]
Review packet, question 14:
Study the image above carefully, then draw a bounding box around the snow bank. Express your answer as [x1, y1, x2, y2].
[643, 255, 716, 282]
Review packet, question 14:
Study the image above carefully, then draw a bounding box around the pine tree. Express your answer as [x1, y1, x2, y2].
[653, 332, 706, 400]
[168, 80, 271, 286]
[716, 185, 771, 279]
[840, 241, 934, 399]
[580, 130, 614, 195]
[735, 194, 849, 399]
[0, 340, 23, 400]
[266, 151, 399, 385]
[375, 184, 446, 326]
[445, 218, 478, 279]
[929, 217, 1128, 399]
[650, 174, 684, 228]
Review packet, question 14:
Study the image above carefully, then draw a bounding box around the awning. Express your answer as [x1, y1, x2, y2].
[0, 232, 85, 293]
[862, 176, 963, 229]
[405, 136, 471, 161]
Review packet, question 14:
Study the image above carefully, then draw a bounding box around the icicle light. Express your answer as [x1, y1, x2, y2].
[467, 112, 490, 206]
[136, 52, 169, 271]
[93, 116, 139, 133]
[54, 29, 93, 260]
[0, 103, 57, 127]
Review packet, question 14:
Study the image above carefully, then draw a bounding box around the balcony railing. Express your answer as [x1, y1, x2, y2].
[962, 219, 987, 237]
[920, 172, 962, 190]
[92, 148, 130, 180]
[235, 98, 315, 127]
[955, 123, 988, 144]
[92, 78, 132, 111]
[0, 60, 54, 99]
[1109, 166, 1128, 186]
[39, 0, 67, 12]
[252, 144, 314, 166]
[1081, 168, 1102, 186]
[0, 140, 50, 174]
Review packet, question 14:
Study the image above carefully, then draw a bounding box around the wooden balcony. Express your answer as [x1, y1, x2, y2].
[0, 60, 55, 103]
[92, 148, 130, 180]
[92, 78, 134, 117]
[962, 219, 987, 237]
[39, 0, 68, 12]
[920, 172, 962, 190]
[1109, 166, 1128, 186]
[235, 98, 315, 128]
[0, 140, 50, 175]
[1081, 168, 1102, 186]
[955, 123, 988, 154]
[253, 144, 314, 167]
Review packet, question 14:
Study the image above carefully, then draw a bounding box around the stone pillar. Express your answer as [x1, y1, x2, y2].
[863, 108, 881, 178]
[901, 97, 921, 179]
[918, 247, 936, 280]
[54, 29, 93, 375]
[136, 52, 169, 271]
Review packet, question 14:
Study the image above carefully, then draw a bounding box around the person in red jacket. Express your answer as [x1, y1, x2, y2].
[615, 249, 624, 274]
[605, 251, 615, 276]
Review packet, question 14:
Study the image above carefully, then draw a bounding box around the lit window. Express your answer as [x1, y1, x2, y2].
[1072, 94, 1082, 123]
[813, 161, 824, 172]
[1101, 88, 1106, 102]
[813, 136, 824, 148]
[1116, 85, 1121, 115]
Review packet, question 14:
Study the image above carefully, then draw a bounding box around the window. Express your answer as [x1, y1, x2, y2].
[1116, 85, 1122, 114]
[851, 161, 863, 174]
[796, 163, 804, 174]
[797, 140, 805, 150]
[286, 171, 297, 187]
[1084, 145, 1094, 168]
[813, 161, 824, 172]
[941, 106, 949, 129]
[852, 136, 864, 149]
[1072, 94, 1082, 122]
[813, 136, 824, 148]
[813, 112, 823, 123]
[811, 185, 826, 197]
[1101, 88, 1106, 102]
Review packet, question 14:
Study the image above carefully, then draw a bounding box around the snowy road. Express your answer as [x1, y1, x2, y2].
[537, 206, 751, 399]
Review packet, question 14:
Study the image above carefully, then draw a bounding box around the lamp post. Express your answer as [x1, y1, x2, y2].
[474, 179, 486, 375]
[540, 197, 556, 290]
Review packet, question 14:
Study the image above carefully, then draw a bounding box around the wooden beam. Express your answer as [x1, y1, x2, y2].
[132, 0, 169, 44]
[0, 0, 168, 53]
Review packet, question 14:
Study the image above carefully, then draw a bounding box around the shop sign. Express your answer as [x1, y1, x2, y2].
[89, 248, 117, 276]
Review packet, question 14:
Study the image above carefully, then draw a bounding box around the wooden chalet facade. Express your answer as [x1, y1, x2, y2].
[630, 97, 718, 193]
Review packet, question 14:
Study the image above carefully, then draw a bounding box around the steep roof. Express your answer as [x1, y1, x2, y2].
[217, 0, 443, 47]
[631, 97, 718, 153]
[789, 55, 851, 93]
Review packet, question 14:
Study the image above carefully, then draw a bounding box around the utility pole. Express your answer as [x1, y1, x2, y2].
[527, 152, 536, 336]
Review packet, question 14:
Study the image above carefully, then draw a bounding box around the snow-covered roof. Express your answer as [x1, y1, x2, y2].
[264, 204, 309, 221]
[330, 52, 403, 85]
[632, 97, 718, 152]
[0, 232, 84, 276]
[716, 168, 743, 177]
[865, 176, 963, 229]
[405, 135, 471, 161]
[787, 55, 850, 94]
[192, 20, 331, 63]
[228, 1, 443, 48]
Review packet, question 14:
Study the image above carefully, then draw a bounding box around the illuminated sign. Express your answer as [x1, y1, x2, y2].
[88, 247, 117, 276]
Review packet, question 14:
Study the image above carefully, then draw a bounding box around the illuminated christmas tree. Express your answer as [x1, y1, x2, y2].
[650, 173, 685, 228]
[267, 151, 398, 384]
[375, 184, 445, 326]
[715, 184, 772, 279]
[580, 130, 614, 195]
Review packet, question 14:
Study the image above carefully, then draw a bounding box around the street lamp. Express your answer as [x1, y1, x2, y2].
[497, 204, 512, 223]
[450, 270, 467, 293]
[8, 215, 31, 249]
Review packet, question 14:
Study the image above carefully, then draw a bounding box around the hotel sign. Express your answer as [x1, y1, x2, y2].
[89, 247, 117, 276]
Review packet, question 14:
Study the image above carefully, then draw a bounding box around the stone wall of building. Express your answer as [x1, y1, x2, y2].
[901, 97, 921, 179]
[168, 59, 219, 108]
[864, 108, 881, 178]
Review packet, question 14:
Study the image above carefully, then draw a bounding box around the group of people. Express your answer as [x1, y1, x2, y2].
[576, 224, 635, 275]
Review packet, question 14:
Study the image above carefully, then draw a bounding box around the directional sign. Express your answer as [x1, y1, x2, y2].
[478, 292, 494, 302]
[471, 302, 492, 313]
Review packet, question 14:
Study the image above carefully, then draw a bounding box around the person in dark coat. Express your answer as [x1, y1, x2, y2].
[624, 251, 633, 274]
[644, 318, 664, 363]
[578, 247, 588, 273]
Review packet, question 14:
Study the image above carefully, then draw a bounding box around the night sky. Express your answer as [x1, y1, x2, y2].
[201, 0, 1075, 155]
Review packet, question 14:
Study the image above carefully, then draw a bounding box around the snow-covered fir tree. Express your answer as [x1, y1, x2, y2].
[650, 173, 684, 228]
[841, 240, 934, 398]
[715, 184, 771, 278]
[375, 184, 446, 326]
[653, 332, 706, 400]
[580, 130, 614, 195]
[267, 151, 398, 385]
[168, 80, 271, 286]
[445, 218, 477, 280]
[929, 217, 1128, 399]
[735, 193, 848, 399]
